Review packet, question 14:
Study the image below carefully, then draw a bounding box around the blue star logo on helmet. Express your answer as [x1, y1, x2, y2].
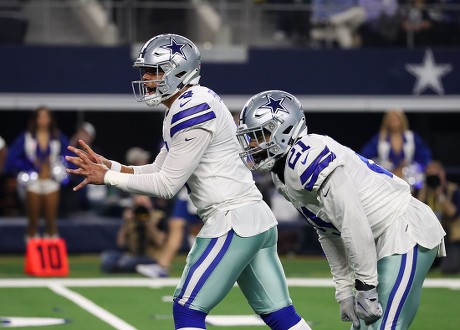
[261, 96, 288, 114]
[161, 38, 187, 60]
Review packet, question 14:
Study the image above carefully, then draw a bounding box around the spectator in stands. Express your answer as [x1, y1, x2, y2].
[360, 108, 432, 190]
[267, 0, 312, 45]
[358, 0, 402, 47]
[398, 0, 441, 47]
[136, 186, 202, 278]
[0, 135, 7, 175]
[416, 160, 460, 274]
[100, 194, 166, 273]
[431, 0, 460, 46]
[69, 121, 96, 148]
[0, 135, 9, 215]
[310, 0, 366, 48]
[104, 146, 156, 217]
[5, 106, 70, 240]
[63, 121, 98, 215]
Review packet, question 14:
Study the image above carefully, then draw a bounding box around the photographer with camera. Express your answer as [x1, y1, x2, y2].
[416, 160, 460, 274]
[100, 194, 166, 273]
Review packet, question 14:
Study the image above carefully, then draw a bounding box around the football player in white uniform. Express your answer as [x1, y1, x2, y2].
[236, 90, 446, 330]
[66, 35, 310, 330]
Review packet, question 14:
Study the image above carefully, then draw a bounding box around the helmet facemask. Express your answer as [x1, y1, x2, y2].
[237, 119, 283, 172]
[131, 65, 166, 107]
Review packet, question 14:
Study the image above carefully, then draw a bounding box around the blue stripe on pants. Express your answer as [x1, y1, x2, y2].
[175, 230, 234, 307]
[380, 245, 418, 330]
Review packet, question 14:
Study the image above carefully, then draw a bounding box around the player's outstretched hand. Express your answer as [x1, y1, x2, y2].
[66, 142, 109, 191]
[74, 139, 111, 167]
[339, 296, 360, 329]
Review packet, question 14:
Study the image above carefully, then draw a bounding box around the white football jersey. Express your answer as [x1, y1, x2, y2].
[273, 133, 445, 299]
[119, 85, 273, 237]
[162, 85, 262, 217]
[275, 133, 412, 235]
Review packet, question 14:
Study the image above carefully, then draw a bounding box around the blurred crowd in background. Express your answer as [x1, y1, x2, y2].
[268, 0, 460, 48]
[0, 106, 459, 274]
[1, 0, 459, 48]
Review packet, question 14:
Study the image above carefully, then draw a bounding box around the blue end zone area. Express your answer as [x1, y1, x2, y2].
[0, 216, 121, 253]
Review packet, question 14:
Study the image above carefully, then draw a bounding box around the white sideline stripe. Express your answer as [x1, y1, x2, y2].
[0, 278, 179, 288]
[48, 283, 137, 330]
[0, 278, 459, 289]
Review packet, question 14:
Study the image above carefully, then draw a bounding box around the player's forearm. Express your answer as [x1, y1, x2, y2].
[341, 225, 378, 286]
[319, 234, 354, 302]
[322, 168, 379, 286]
[104, 170, 179, 199]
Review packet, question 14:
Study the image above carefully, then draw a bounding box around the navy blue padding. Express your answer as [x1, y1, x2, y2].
[260, 305, 302, 330]
[173, 301, 206, 329]
[0, 216, 121, 253]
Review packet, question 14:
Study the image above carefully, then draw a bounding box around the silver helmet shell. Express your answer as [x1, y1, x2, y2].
[236, 90, 307, 172]
[132, 34, 201, 107]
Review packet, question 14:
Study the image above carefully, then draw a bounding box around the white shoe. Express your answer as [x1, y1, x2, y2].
[136, 264, 169, 278]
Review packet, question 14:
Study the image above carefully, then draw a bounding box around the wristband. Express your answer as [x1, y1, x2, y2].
[104, 170, 129, 189]
[110, 160, 122, 172]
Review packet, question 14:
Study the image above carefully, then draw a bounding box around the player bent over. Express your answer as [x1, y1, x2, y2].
[236, 90, 446, 329]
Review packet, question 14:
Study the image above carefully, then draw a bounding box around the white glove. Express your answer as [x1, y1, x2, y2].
[339, 296, 360, 329]
[355, 287, 383, 325]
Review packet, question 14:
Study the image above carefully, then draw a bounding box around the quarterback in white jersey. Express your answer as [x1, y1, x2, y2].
[66, 35, 310, 330]
[236, 90, 446, 330]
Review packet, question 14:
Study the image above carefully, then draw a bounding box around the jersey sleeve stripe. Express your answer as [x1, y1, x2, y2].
[171, 103, 211, 124]
[300, 146, 336, 191]
[170, 111, 216, 137]
[300, 206, 338, 231]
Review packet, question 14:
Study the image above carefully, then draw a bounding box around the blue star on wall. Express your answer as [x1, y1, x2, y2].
[261, 96, 288, 114]
[161, 38, 187, 60]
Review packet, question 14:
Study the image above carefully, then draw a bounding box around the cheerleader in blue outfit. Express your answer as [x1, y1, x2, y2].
[5, 106, 70, 240]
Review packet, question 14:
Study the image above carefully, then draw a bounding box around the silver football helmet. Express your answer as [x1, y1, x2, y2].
[131, 34, 201, 107]
[236, 90, 307, 172]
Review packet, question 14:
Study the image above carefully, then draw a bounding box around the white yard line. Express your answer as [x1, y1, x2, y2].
[48, 283, 137, 330]
[0, 278, 459, 289]
[0, 278, 178, 288]
[1, 277, 458, 329]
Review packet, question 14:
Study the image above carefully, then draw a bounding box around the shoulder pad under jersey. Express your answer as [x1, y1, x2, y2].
[167, 86, 217, 138]
[285, 135, 340, 192]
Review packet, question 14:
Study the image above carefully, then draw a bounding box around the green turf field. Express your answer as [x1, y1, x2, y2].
[1, 254, 459, 329]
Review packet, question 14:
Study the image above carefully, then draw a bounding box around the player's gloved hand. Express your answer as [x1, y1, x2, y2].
[354, 280, 383, 325]
[339, 296, 360, 329]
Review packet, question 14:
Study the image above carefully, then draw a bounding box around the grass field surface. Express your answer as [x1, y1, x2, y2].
[1, 254, 459, 329]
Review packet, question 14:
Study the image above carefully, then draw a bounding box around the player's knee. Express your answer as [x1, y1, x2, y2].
[260, 305, 310, 330]
[173, 301, 207, 330]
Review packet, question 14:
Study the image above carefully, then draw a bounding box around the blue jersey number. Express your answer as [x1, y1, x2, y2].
[207, 88, 222, 102]
[179, 91, 193, 100]
[288, 140, 337, 191]
[287, 140, 310, 169]
[357, 154, 393, 177]
[298, 207, 340, 236]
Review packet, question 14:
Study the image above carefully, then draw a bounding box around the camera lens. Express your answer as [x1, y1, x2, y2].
[426, 175, 441, 189]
